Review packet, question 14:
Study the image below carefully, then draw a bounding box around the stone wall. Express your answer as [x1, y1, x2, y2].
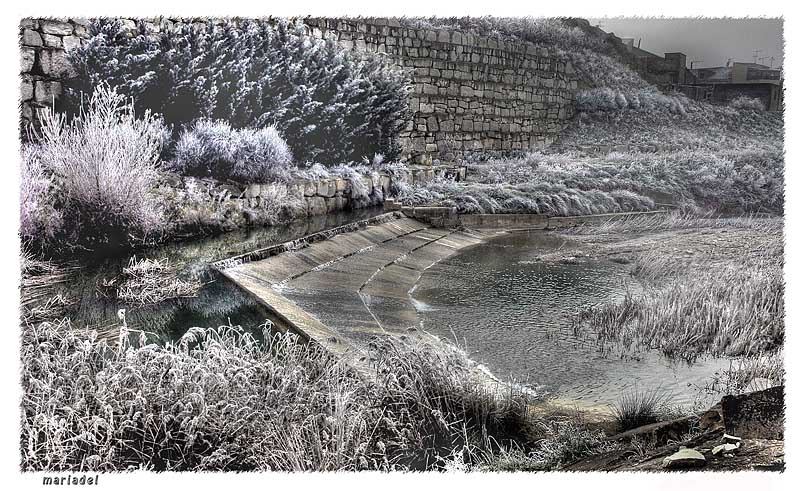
[237, 165, 464, 217]
[305, 18, 579, 163]
[20, 17, 579, 162]
[19, 18, 89, 126]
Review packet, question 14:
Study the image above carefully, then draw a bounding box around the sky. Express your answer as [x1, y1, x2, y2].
[587, 18, 783, 69]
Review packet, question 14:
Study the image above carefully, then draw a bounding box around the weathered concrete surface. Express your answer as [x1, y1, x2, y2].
[221, 215, 498, 374]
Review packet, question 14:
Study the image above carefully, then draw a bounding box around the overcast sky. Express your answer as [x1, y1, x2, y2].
[587, 18, 783, 69]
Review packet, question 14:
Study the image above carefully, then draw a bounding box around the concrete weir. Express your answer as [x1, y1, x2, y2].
[217, 213, 500, 375]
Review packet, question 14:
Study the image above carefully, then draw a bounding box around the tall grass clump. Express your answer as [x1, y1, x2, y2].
[576, 218, 784, 361]
[172, 120, 293, 183]
[31, 84, 167, 250]
[67, 18, 410, 164]
[612, 388, 670, 432]
[21, 320, 537, 472]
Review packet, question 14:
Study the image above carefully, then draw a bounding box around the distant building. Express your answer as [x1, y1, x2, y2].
[613, 35, 783, 111]
[690, 62, 783, 111]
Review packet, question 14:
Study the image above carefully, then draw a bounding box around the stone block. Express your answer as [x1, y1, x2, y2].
[306, 196, 327, 216]
[42, 34, 62, 48]
[317, 180, 336, 198]
[62, 35, 82, 51]
[21, 47, 35, 73]
[34, 80, 61, 103]
[302, 181, 316, 197]
[21, 29, 43, 47]
[380, 175, 392, 195]
[41, 20, 74, 36]
[37, 49, 75, 77]
[21, 78, 34, 101]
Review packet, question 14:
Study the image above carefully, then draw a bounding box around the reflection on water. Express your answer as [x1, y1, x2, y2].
[57, 207, 387, 342]
[411, 230, 732, 407]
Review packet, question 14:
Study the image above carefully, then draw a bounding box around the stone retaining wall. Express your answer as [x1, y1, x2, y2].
[235, 165, 465, 217]
[305, 18, 579, 163]
[20, 17, 578, 162]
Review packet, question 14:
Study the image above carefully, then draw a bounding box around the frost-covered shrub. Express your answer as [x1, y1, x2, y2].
[32, 84, 167, 249]
[173, 120, 293, 183]
[67, 18, 410, 164]
[20, 145, 62, 244]
[729, 95, 766, 112]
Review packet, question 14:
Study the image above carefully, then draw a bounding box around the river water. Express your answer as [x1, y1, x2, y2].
[55, 207, 386, 343]
[411, 230, 733, 408]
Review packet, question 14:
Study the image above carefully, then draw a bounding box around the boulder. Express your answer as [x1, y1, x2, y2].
[721, 386, 783, 440]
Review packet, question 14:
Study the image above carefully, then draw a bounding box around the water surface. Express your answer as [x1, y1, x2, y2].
[411, 230, 732, 408]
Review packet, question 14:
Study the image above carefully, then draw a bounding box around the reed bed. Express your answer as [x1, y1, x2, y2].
[575, 218, 784, 362]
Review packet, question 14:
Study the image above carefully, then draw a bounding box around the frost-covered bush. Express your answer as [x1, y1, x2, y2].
[729, 95, 766, 112]
[67, 18, 410, 164]
[20, 145, 62, 244]
[31, 84, 167, 250]
[173, 120, 293, 183]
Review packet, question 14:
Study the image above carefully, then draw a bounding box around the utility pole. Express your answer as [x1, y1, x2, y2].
[753, 49, 763, 63]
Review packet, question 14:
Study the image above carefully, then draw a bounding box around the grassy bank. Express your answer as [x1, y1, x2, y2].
[21, 316, 621, 471]
[566, 214, 784, 392]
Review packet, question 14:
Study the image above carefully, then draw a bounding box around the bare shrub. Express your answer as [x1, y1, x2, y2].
[33, 84, 167, 248]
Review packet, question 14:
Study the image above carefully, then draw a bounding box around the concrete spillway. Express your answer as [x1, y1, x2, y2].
[219, 214, 498, 374]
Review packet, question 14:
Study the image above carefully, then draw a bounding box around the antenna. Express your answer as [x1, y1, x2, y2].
[753, 49, 763, 63]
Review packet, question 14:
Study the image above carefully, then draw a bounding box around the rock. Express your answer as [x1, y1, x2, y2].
[42, 33, 62, 48]
[20, 78, 34, 101]
[723, 433, 743, 444]
[34, 80, 62, 104]
[21, 47, 35, 73]
[62, 35, 82, 51]
[41, 20, 74, 36]
[306, 197, 327, 216]
[37, 49, 75, 77]
[712, 443, 740, 456]
[316, 180, 336, 198]
[663, 448, 706, 469]
[721, 386, 783, 440]
[21, 29, 43, 47]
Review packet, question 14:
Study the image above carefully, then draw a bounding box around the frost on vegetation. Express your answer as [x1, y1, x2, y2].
[21, 321, 537, 471]
[26, 84, 167, 250]
[173, 120, 293, 183]
[729, 95, 767, 112]
[107, 256, 202, 305]
[67, 18, 410, 163]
